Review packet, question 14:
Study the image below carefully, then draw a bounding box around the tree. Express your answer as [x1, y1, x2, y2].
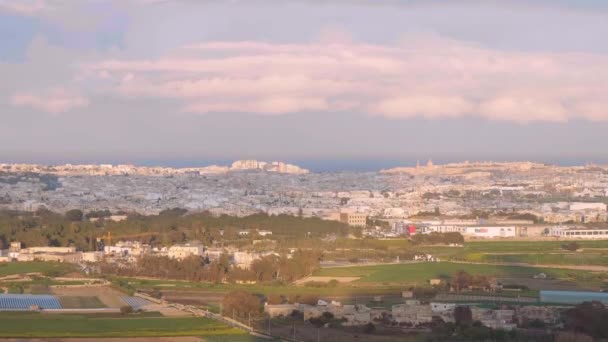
[453, 271, 473, 292]
[562, 242, 581, 251]
[454, 306, 472, 326]
[563, 301, 608, 339]
[120, 305, 134, 315]
[65, 209, 83, 222]
[222, 291, 262, 320]
[266, 294, 283, 305]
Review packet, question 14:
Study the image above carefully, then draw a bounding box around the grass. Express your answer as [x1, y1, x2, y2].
[315, 262, 604, 285]
[0, 262, 77, 277]
[59, 296, 107, 309]
[467, 252, 608, 266]
[203, 335, 270, 342]
[411, 240, 608, 266]
[124, 277, 405, 298]
[0, 312, 246, 338]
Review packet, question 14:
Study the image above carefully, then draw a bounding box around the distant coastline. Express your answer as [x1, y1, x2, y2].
[2, 159, 607, 175]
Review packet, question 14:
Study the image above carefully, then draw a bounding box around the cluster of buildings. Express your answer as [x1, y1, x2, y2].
[0, 238, 276, 271]
[0, 161, 606, 221]
[0, 242, 101, 263]
[264, 297, 562, 331]
[101, 240, 276, 269]
[0, 160, 309, 177]
[373, 218, 608, 240]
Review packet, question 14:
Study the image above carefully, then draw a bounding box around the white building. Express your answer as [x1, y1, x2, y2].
[168, 244, 205, 260]
[82, 251, 103, 262]
[233, 251, 260, 269]
[550, 227, 608, 239]
[391, 300, 433, 325]
[463, 226, 516, 238]
[24, 246, 76, 254]
[104, 241, 150, 257]
[569, 202, 607, 211]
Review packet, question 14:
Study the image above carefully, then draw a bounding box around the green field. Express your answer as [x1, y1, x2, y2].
[322, 238, 608, 267]
[0, 312, 245, 338]
[315, 262, 605, 285]
[412, 240, 608, 266]
[0, 262, 77, 277]
[122, 277, 404, 297]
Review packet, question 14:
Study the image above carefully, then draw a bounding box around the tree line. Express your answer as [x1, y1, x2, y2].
[0, 208, 352, 250]
[100, 249, 321, 283]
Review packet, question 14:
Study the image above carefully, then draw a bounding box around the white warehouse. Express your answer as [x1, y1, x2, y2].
[550, 227, 608, 239]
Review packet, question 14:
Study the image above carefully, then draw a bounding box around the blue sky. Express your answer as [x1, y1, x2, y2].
[1, 0, 607, 168]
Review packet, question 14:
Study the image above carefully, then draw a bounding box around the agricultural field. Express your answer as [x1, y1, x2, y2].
[315, 262, 607, 289]
[51, 286, 130, 308]
[59, 296, 106, 309]
[412, 240, 608, 266]
[0, 262, 77, 277]
[321, 238, 608, 267]
[0, 312, 245, 338]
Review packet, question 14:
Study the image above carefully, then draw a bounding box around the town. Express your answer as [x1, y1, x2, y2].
[0, 199, 607, 340]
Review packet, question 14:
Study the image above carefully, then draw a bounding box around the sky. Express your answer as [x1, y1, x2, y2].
[1, 0, 607, 170]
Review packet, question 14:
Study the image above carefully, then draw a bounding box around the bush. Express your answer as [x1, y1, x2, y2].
[150, 288, 162, 299]
[222, 291, 262, 319]
[266, 293, 283, 305]
[562, 242, 581, 251]
[292, 294, 318, 305]
[64, 209, 83, 222]
[120, 305, 134, 315]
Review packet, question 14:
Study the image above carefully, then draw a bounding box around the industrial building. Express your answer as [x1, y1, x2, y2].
[549, 227, 608, 239]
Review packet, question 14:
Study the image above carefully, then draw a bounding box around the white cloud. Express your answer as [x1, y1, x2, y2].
[0, 0, 46, 15]
[372, 96, 475, 119]
[10, 88, 89, 113]
[82, 37, 608, 122]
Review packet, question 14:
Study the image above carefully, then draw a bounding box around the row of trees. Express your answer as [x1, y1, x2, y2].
[250, 250, 321, 282]
[0, 209, 99, 251]
[100, 249, 321, 283]
[451, 270, 494, 292]
[562, 301, 608, 339]
[0, 208, 352, 250]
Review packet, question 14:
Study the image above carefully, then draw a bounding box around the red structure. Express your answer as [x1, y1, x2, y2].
[408, 225, 416, 236]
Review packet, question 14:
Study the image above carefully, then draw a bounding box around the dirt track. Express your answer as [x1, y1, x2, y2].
[293, 276, 360, 285]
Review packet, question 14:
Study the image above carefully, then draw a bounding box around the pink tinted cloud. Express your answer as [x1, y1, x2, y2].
[10, 88, 89, 114]
[87, 36, 608, 122]
[0, 0, 46, 15]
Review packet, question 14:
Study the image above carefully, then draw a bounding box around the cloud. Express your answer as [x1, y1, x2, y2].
[10, 88, 89, 113]
[0, 0, 46, 15]
[372, 96, 475, 119]
[81, 37, 608, 122]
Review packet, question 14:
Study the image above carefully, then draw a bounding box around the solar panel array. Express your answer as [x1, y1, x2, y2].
[121, 296, 152, 309]
[0, 294, 62, 310]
